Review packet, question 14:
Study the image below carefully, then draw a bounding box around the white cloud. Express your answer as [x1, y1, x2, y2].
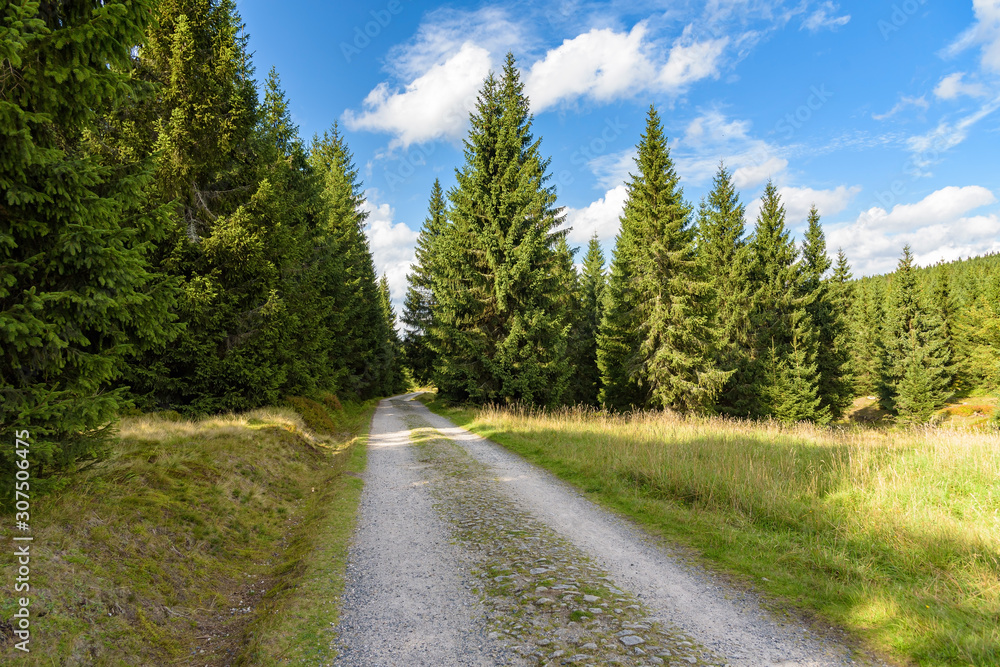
[658, 31, 730, 91]
[525, 24, 656, 111]
[362, 192, 420, 312]
[934, 72, 988, 99]
[776, 184, 861, 225]
[801, 2, 850, 32]
[561, 185, 629, 243]
[745, 184, 860, 228]
[524, 23, 727, 111]
[944, 0, 1000, 73]
[343, 43, 491, 149]
[733, 157, 788, 188]
[871, 95, 928, 121]
[827, 185, 1000, 276]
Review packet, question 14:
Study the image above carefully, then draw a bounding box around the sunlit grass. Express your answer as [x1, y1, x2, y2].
[429, 399, 1000, 667]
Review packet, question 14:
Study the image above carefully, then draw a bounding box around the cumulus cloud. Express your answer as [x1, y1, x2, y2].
[745, 184, 860, 228]
[521, 22, 727, 111]
[362, 192, 420, 311]
[934, 72, 988, 99]
[827, 185, 1000, 276]
[658, 31, 730, 91]
[525, 24, 656, 111]
[343, 43, 491, 149]
[733, 157, 788, 189]
[561, 185, 629, 243]
[776, 185, 861, 225]
[801, 2, 850, 32]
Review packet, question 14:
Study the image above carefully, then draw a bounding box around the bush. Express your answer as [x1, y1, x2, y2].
[320, 392, 343, 412]
[286, 397, 338, 435]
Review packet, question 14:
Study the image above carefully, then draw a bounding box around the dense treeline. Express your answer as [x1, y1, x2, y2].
[1, 0, 401, 480]
[403, 55, 1000, 424]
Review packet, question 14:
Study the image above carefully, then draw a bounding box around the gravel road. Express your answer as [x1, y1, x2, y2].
[333, 394, 891, 667]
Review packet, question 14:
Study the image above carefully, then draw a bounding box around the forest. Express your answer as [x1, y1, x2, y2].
[3, 0, 999, 491]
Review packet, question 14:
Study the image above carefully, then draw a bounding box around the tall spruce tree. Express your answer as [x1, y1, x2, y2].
[576, 236, 607, 406]
[402, 179, 447, 385]
[746, 181, 823, 420]
[1, 0, 176, 477]
[310, 126, 391, 399]
[431, 53, 569, 405]
[599, 107, 725, 411]
[695, 163, 753, 414]
[554, 237, 589, 404]
[801, 208, 853, 419]
[880, 246, 952, 420]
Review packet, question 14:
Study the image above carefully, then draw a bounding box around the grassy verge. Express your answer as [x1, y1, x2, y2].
[0, 399, 375, 665]
[422, 395, 1000, 667]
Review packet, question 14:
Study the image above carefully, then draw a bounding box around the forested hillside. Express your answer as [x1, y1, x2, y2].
[1, 0, 402, 486]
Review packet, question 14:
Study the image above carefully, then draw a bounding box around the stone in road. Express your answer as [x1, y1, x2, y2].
[333, 394, 889, 667]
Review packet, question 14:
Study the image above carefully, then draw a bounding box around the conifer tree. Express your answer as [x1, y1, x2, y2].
[851, 278, 885, 396]
[801, 208, 853, 419]
[696, 163, 752, 414]
[576, 236, 607, 406]
[431, 53, 569, 405]
[772, 309, 828, 423]
[376, 275, 404, 395]
[402, 179, 447, 385]
[310, 126, 391, 399]
[554, 237, 589, 404]
[880, 246, 952, 420]
[599, 107, 725, 411]
[1, 0, 177, 477]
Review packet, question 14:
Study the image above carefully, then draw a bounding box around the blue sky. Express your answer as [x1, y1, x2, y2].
[236, 0, 1000, 310]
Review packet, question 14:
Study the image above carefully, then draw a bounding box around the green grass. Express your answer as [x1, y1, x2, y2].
[0, 400, 375, 665]
[423, 395, 1000, 667]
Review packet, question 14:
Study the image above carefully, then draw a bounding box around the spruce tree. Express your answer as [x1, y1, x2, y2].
[1, 0, 177, 478]
[376, 274, 404, 395]
[598, 107, 725, 411]
[637, 114, 728, 412]
[880, 246, 952, 420]
[695, 163, 753, 414]
[772, 309, 828, 423]
[554, 237, 589, 404]
[402, 179, 447, 385]
[851, 278, 885, 396]
[310, 126, 390, 399]
[576, 236, 607, 406]
[745, 182, 825, 420]
[801, 208, 853, 419]
[431, 53, 569, 405]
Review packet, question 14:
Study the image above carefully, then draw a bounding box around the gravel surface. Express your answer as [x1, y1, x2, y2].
[333, 396, 515, 666]
[334, 394, 892, 667]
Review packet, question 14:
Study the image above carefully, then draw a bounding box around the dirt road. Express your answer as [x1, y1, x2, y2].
[333, 394, 887, 667]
